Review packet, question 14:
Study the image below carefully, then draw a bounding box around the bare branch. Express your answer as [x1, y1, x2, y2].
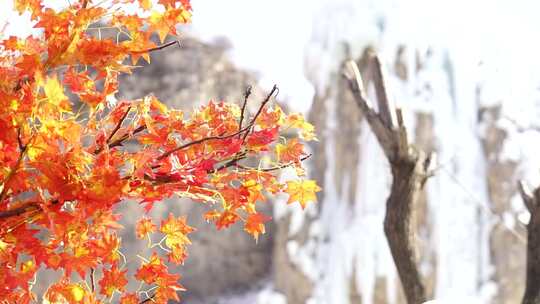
[241, 84, 278, 142]
[345, 53, 428, 304]
[238, 86, 252, 135]
[131, 40, 180, 54]
[236, 154, 312, 172]
[139, 294, 155, 304]
[344, 60, 397, 160]
[90, 268, 95, 293]
[370, 55, 396, 129]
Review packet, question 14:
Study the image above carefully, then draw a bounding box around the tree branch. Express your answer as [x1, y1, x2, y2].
[158, 85, 278, 161]
[94, 106, 133, 154]
[370, 55, 396, 130]
[107, 106, 132, 144]
[0, 202, 40, 220]
[238, 85, 252, 135]
[235, 154, 312, 172]
[345, 53, 428, 304]
[241, 84, 278, 142]
[344, 60, 397, 160]
[90, 268, 95, 293]
[107, 125, 147, 150]
[131, 40, 180, 54]
[156, 124, 253, 161]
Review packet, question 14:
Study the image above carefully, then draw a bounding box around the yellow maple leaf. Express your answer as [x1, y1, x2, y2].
[285, 179, 321, 209]
[160, 213, 194, 248]
[43, 75, 71, 112]
[286, 113, 317, 141]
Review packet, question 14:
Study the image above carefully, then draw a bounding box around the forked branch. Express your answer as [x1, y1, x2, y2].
[344, 53, 430, 304]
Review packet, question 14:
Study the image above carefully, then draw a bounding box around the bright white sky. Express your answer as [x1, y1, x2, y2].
[190, 1, 317, 112]
[2, 0, 540, 115]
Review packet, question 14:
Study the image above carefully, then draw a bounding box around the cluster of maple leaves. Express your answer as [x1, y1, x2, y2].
[0, 0, 321, 303]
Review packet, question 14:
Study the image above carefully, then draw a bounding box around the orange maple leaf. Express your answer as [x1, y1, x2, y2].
[244, 212, 271, 241]
[136, 217, 157, 239]
[99, 263, 128, 297]
[275, 138, 306, 163]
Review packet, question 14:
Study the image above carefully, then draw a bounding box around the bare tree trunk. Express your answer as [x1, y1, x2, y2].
[345, 53, 430, 304]
[385, 156, 428, 303]
[519, 182, 540, 304]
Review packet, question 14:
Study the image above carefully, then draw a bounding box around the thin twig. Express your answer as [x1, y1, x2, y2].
[0, 199, 58, 221]
[16, 128, 24, 151]
[107, 106, 131, 144]
[131, 40, 180, 54]
[139, 294, 155, 304]
[90, 268, 95, 292]
[107, 125, 147, 150]
[157, 85, 278, 162]
[211, 154, 249, 173]
[238, 86, 252, 136]
[157, 125, 253, 161]
[236, 154, 312, 172]
[241, 85, 278, 143]
[0, 202, 40, 220]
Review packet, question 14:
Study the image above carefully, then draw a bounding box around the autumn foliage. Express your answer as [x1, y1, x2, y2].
[0, 0, 320, 303]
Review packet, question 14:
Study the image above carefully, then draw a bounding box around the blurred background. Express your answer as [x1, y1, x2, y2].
[3, 0, 540, 303]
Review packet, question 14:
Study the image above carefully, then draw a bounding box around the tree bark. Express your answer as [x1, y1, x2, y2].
[519, 182, 540, 304]
[385, 156, 427, 304]
[344, 53, 430, 304]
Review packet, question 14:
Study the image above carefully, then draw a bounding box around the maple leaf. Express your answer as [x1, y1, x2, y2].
[44, 281, 90, 304]
[285, 179, 321, 209]
[148, 8, 191, 43]
[136, 217, 157, 239]
[247, 127, 278, 150]
[135, 252, 177, 285]
[14, 0, 43, 20]
[98, 263, 128, 297]
[286, 113, 317, 141]
[244, 213, 271, 241]
[159, 213, 194, 248]
[168, 243, 188, 265]
[275, 138, 306, 163]
[43, 75, 71, 112]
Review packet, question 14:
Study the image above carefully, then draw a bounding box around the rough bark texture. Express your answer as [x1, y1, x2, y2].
[345, 53, 430, 304]
[520, 183, 540, 304]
